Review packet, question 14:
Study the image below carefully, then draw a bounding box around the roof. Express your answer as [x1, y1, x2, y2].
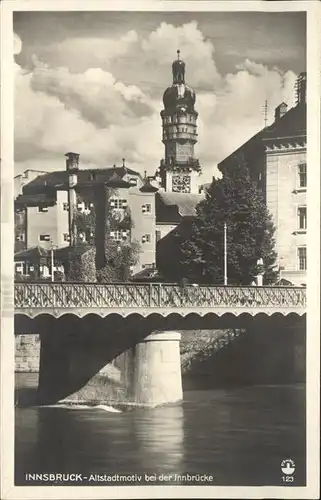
[22, 166, 141, 194]
[262, 103, 306, 140]
[54, 244, 93, 259]
[218, 102, 306, 171]
[140, 178, 159, 193]
[105, 172, 131, 188]
[131, 267, 163, 282]
[156, 191, 203, 223]
[15, 246, 49, 260]
[15, 193, 55, 207]
[14, 169, 47, 179]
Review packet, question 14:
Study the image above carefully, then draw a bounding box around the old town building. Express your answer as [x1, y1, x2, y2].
[218, 73, 307, 285]
[14, 56, 306, 284]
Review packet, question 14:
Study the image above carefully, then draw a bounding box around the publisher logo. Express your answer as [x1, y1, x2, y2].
[281, 459, 295, 475]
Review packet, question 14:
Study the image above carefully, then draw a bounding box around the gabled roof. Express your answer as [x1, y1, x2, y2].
[54, 244, 93, 259]
[106, 172, 131, 188]
[22, 166, 141, 194]
[15, 193, 56, 207]
[15, 246, 49, 260]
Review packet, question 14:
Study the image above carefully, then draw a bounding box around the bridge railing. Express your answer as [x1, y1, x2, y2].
[14, 282, 306, 310]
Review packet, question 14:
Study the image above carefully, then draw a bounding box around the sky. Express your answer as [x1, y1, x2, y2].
[14, 11, 306, 182]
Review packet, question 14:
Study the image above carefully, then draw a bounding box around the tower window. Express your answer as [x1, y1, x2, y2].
[297, 206, 307, 230]
[298, 247, 307, 271]
[298, 163, 307, 188]
[141, 234, 151, 243]
[142, 204, 152, 214]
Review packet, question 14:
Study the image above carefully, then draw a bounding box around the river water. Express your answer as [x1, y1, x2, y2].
[15, 374, 306, 487]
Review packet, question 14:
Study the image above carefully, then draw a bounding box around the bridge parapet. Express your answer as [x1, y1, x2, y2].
[14, 282, 306, 318]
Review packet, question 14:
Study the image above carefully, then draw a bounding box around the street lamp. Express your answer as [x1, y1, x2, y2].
[50, 239, 57, 282]
[224, 222, 227, 285]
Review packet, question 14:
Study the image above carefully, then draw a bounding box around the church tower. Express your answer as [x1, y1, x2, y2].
[159, 50, 201, 193]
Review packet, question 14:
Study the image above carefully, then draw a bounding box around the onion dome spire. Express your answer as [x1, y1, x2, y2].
[172, 49, 185, 84]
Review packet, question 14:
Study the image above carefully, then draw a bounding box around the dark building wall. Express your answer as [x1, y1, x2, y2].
[182, 320, 306, 389]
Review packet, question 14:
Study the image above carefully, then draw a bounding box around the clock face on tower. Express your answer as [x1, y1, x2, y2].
[172, 174, 191, 193]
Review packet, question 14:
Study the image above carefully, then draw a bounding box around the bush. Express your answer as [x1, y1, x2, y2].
[54, 270, 65, 281]
[67, 247, 96, 282]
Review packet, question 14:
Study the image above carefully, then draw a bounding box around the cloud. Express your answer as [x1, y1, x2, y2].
[141, 21, 221, 90]
[14, 23, 299, 183]
[29, 59, 155, 128]
[37, 30, 139, 70]
[14, 33, 22, 55]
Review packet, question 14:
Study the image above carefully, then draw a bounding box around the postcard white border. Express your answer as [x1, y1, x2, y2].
[1, 1, 320, 499]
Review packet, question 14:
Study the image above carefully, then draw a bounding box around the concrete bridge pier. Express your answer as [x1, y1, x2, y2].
[133, 331, 183, 407]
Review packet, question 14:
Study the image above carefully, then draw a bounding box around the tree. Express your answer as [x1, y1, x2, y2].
[67, 247, 96, 282]
[96, 240, 140, 283]
[159, 164, 278, 285]
[94, 185, 140, 283]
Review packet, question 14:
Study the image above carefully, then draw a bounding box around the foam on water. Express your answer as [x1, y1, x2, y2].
[40, 403, 122, 412]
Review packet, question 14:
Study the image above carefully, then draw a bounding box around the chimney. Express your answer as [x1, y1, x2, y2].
[274, 102, 288, 121]
[65, 152, 79, 247]
[65, 152, 80, 172]
[296, 72, 306, 105]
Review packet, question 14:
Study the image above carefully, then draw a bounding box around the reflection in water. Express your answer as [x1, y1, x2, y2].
[132, 406, 184, 473]
[15, 375, 306, 486]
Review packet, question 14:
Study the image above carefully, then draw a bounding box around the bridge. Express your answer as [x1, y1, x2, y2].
[14, 282, 306, 408]
[14, 282, 306, 318]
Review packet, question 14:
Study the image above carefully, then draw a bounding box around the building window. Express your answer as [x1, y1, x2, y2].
[142, 203, 152, 214]
[15, 262, 25, 274]
[62, 202, 69, 211]
[129, 178, 137, 186]
[141, 234, 151, 243]
[63, 233, 70, 242]
[110, 199, 127, 209]
[39, 234, 51, 242]
[110, 230, 128, 242]
[156, 230, 161, 242]
[298, 247, 307, 271]
[298, 163, 307, 188]
[298, 206, 307, 230]
[38, 205, 48, 213]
